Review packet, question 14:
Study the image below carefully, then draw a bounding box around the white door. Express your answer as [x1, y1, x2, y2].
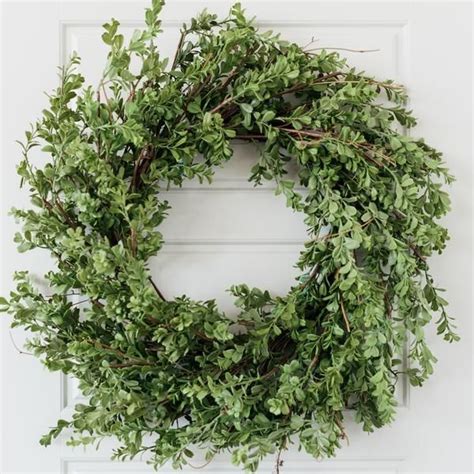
[1, 1, 472, 473]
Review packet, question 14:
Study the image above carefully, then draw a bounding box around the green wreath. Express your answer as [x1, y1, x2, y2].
[0, 1, 458, 472]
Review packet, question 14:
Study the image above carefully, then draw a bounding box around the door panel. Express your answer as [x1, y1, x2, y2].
[1, 2, 471, 473]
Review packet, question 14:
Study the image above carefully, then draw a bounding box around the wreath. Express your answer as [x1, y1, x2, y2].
[0, 1, 458, 472]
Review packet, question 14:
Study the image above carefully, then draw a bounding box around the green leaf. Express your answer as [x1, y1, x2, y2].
[0, 297, 9, 311]
[390, 136, 402, 150]
[240, 103, 253, 114]
[261, 110, 276, 122]
[187, 101, 201, 114]
[344, 238, 360, 250]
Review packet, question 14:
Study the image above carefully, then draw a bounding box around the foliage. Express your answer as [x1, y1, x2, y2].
[0, 1, 457, 471]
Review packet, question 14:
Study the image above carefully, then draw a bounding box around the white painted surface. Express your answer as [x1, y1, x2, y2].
[0, 1, 472, 473]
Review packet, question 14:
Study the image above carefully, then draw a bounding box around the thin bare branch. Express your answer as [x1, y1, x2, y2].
[9, 331, 34, 356]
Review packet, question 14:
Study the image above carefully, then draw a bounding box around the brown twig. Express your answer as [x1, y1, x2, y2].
[280, 73, 404, 93]
[130, 144, 155, 192]
[299, 264, 319, 290]
[339, 296, 351, 332]
[195, 331, 213, 342]
[308, 351, 320, 371]
[109, 360, 153, 369]
[234, 133, 266, 141]
[210, 96, 234, 114]
[126, 76, 142, 102]
[384, 287, 393, 319]
[334, 416, 349, 445]
[235, 126, 389, 167]
[314, 217, 374, 243]
[261, 366, 280, 380]
[92, 299, 104, 309]
[70, 298, 91, 307]
[97, 82, 114, 123]
[130, 228, 138, 257]
[42, 197, 80, 229]
[41, 198, 54, 212]
[302, 35, 318, 51]
[55, 198, 77, 229]
[148, 276, 166, 302]
[305, 47, 380, 54]
[408, 243, 426, 261]
[274, 437, 287, 474]
[172, 28, 188, 70]
[278, 127, 325, 139]
[220, 44, 259, 93]
[9, 331, 34, 356]
[279, 71, 343, 95]
[91, 340, 152, 368]
[186, 457, 214, 470]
